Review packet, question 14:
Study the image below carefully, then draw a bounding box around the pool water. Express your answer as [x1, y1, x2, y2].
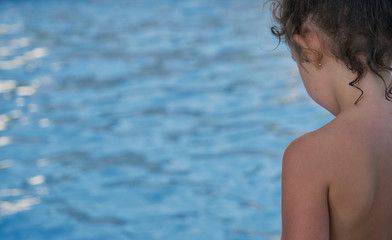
[0, 0, 331, 239]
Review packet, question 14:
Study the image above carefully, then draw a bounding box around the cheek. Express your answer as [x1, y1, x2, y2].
[296, 63, 340, 115]
[298, 65, 321, 103]
[298, 66, 339, 114]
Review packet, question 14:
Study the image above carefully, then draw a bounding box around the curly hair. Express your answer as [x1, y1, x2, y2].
[267, 0, 392, 103]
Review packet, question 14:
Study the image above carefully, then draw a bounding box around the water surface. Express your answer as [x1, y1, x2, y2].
[0, 0, 331, 239]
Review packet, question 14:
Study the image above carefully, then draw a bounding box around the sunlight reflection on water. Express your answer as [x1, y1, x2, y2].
[0, 0, 331, 239]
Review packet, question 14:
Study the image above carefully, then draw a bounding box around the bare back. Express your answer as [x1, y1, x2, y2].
[322, 109, 392, 240]
[280, 102, 392, 240]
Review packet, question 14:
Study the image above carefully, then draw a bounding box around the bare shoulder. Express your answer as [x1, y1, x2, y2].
[285, 115, 363, 159]
[284, 126, 336, 170]
[283, 132, 327, 189]
[280, 119, 362, 239]
[281, 127, 336, 239]
[283, 118, 360, 185]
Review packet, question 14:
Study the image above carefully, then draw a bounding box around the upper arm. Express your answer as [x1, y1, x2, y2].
[281, 135, 330, 240]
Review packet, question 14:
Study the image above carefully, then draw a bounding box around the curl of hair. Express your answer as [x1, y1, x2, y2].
[266, 0, 392, 103]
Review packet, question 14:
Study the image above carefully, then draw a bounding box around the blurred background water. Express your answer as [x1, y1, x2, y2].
[0, 0, 331, 239]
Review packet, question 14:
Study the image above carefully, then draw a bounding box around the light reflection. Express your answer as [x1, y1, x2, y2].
[36, 158, 49, 167]
[0, 47, 48, 70]
[0, 80, 16, 93]
[26, 60, 43, 71]
[28, 103, 39, 112]
[0, 197, 41, 216]
[0, 57, 24, 70]
[0, 188, 23, 197]
[0, 114, 10, 131]
[25, 48, 48, 59]
[0, 47, 11, 57]
[28, 175, 46, 185]
[0, 23, 23, 35]
[0, 114, 9, 122]
[0, 136, 11, 147]
[17, 86, 36, 96]
[0, 159, 13, 169]
[0, 38, 30, 57]
[20, 116, 31, 125]
[50, 62, 63, 72]
[0, 122, 6, 131]
[10, 37, 30, 48]
[277, 66, 302, 103]
[39, 118, 50, 128]
[278, 89, 300, 104]
[270, 234, 282, 240]
[10, 109, 22, 118]
[35, 187, 49, 195]
[32, 75, 52, 88]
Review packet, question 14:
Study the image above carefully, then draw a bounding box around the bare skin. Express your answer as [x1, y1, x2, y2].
[281, 23, 392, 240]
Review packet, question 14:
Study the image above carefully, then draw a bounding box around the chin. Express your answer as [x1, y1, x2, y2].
[311, 96, 339, 116]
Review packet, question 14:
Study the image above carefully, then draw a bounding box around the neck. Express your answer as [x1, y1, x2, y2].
[324, 59, 391, 116]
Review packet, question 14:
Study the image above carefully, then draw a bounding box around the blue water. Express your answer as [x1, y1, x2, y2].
[0, 0, 331, 239]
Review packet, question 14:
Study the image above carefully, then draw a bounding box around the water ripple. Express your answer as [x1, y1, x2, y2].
[0, 0, 331, 239]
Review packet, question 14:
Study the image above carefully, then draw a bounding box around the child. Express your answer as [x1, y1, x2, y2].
[268, 0, 392, 239]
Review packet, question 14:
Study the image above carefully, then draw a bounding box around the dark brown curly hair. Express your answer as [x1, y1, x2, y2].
[267, 0, 392, 103]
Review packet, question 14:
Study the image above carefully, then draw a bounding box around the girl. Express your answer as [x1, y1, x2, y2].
[268, 1, 392, 239]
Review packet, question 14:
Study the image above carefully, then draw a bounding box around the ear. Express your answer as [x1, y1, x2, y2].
[293, 31, 323, 67]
